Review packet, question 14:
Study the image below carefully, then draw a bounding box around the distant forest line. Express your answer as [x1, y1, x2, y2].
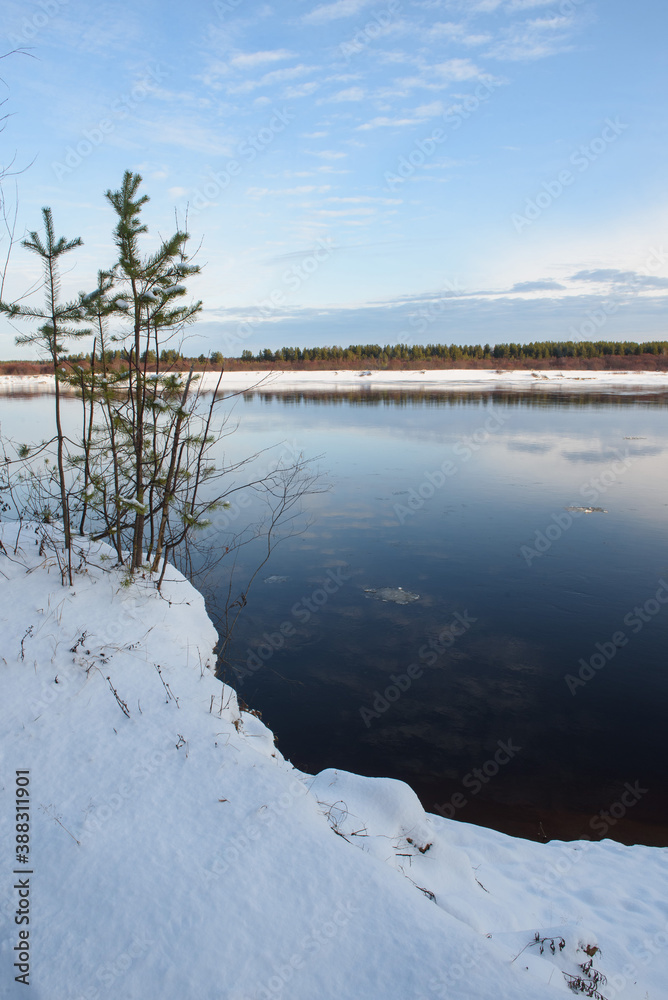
[2, 339, 668, 374]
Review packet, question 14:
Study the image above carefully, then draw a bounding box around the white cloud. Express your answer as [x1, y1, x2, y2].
[307, 149, 348, 159]
[434, 58, 487, 81]
[312, 207, 376, 216]
[325, 196, 402, 204]
[326, 73, 364, 82]
[356, 116, 426, 130]
[229, 50, 296, 69]
[284, 82, 321, 98]
[414, 100, 446, 117]
[196, 59, 231, 89]
[487, 14, 577, 61]
[428, 22, 491, 45]
[135, 117, 234, 156]
[376, 51, 417, 66]
[247, 185, 334, 198]
[325, 87, 366, 102]
[395, 58, 490, 93]
[506, 0, 555, 9]
[468, 0, 504, 10]
[227, 64, 316, 94]
[303, 0, 374, 25]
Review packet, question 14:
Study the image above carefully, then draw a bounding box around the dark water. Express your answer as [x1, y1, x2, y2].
[3, 388, 667, 845]
[210, 389, 668, 847]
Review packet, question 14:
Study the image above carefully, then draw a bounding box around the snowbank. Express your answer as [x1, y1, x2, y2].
[1, 523, 666, 999]
[2, 367, 668, 396]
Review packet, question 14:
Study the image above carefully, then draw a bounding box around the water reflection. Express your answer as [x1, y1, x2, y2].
[245, 388, 668, 407]
[214, 391, 668, 846]
[2, 389, 667, 845]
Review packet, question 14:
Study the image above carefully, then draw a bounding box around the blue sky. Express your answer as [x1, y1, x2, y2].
[1, 0, 667, 358]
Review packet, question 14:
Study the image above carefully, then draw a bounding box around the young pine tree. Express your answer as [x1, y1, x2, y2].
[102, 171, 202, 570]
[0, 207, 87, 582]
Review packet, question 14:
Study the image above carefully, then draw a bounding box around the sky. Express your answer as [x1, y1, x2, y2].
[1, 0, 667, 358]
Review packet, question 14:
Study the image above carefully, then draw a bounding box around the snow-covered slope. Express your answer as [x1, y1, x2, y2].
[1, 522, 666, 999]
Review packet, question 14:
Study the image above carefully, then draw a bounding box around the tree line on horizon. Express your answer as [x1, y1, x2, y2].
[4, 338, 667, 370]
[48, 338, 668, 366]
[240, 340, 668, 363]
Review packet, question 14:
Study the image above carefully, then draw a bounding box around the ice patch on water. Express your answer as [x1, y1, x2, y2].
[264, 575, 288, 584]
[364, 587, 420, 605]
[564, 506, 607, 514]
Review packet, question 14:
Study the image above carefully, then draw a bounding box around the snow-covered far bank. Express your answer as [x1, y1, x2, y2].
[2, 367, 668, 396]
[1, 522, 667, 1000]
[196, 367, 668, 394]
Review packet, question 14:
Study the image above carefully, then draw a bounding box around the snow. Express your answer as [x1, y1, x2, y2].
[1, 521, 667, 999]
[176, 367, 668, 395]
[2, 368, 668, 396]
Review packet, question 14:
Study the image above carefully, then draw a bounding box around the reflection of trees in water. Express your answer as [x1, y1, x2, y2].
[244, 389, 668, 409]
[4, 387, 667, 408]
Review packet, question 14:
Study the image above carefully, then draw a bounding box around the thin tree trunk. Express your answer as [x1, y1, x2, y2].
[79, 337, 96, 535]
[131, 283, 145, 569]
[151, 368, 193, 572]
[99, 332, 124, 562]
[47, 246, 73, 584]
